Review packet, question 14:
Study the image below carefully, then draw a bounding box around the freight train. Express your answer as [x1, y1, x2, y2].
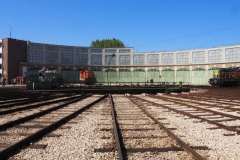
[209, 67, 240, 87]
[80, 70, 96, 85]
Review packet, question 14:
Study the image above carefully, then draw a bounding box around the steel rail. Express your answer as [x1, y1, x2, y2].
[0, 93, 68, 108]
[152, 95, 240, 120]
[0, 94, 108, 159]
[109, 94, 126, 160]
[137, 95, 240, 134]
[0, 94, 83, 115]
[162, 94, 240, 112]
[0, 94, 90, 131]
[129, 95, 205, 160]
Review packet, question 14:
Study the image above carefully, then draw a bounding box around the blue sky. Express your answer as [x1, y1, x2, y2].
[1, 0, 240, 52]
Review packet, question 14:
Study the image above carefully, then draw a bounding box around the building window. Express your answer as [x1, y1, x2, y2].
[91, 54, 102, 65]
[29, 50, 43, 63]
[76, 48, 88, 53]
[61, 53, 73, 64]
[119, 49, 130, 53]
[105, 55, 116, 65]
[105, 49, 116, 53]
[133, 54, 145, 65]
[0, 43, 2, 48]
[61, 47, 73, 52]
[76, 53, 88, 65]
[0, 64, 1, 69]
[147, 54, 159, 65]
[45, 52, 58, 64]
[192, 51, 205, 63]
[176, 52, 189, 64]
[29, 43, 43, 50]
[46, 45, 58, 51]
[0, 53, 2, 58]
[119, 55, 130, 65]
[91, 49, 102, 53]
[162, 53, 174, 64]
[208, 49, 222, 63]
[225, 47, 240, 62]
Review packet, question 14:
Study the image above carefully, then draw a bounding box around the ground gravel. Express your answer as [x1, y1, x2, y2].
[9, 93, 240, 160]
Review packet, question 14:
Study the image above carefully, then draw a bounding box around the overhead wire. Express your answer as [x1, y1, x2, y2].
[134, 25, 240, 52]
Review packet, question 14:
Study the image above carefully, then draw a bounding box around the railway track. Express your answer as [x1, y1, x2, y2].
[0, 94, 88, 125]
[0, 94, 107, 159]
[0, 94, 84, 115]
[0, 86, 239, 159]
[0, 92, 71, 109]
[95, 94, 207, 159]
[142, 93, 240, 134]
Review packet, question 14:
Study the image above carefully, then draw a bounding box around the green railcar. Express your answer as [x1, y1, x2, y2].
[26, 70, 63, 89]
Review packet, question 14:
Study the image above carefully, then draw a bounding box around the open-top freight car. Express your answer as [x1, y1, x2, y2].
[209, 67, 240, 87]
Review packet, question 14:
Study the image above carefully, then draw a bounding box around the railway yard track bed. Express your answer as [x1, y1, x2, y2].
[0, 87, 239, 159]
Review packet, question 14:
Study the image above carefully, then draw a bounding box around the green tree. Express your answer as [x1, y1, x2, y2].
[90, 38, 125, 48]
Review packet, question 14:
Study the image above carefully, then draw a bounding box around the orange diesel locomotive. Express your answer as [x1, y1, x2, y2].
[80, 70, 96, 85]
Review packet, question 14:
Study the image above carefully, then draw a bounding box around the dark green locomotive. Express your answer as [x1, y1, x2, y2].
[26, 70, 63, 89]
[209, 67, 240, 87]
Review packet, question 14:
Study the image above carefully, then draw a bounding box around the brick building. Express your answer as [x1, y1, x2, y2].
[0, 38, 27, 84]
[0, 37, 240, 85]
